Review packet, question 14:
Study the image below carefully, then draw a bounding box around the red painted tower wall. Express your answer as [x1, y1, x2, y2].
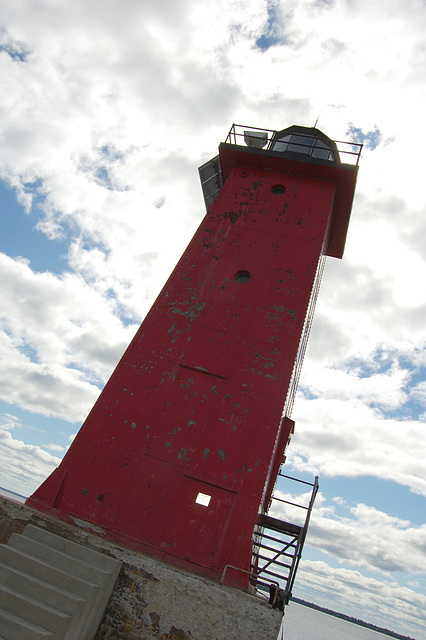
[28, 146, 342, 586]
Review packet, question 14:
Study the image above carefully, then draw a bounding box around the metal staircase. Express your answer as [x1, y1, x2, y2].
[251, 474, 319, 609]
[0, 524, 121, 640]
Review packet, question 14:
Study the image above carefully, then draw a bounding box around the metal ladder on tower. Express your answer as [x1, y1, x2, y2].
[251, 474, 319, 609]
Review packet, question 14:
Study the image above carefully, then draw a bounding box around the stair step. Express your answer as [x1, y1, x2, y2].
[0, 584, 71, 636]
[23, 524, 120, 573]
[7, 533, 109, 586]
[0, 545, 97, 600]
[0, 607, 54, 640]
[0, 525, 121, 640]
[0, 561, 85, 617]
[21, 526, 123, 640]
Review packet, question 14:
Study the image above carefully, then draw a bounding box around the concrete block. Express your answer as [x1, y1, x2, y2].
[7, 533, 109, 586]
[0, 544, 97, 601]
[0, 561, 85, 618]
[0, 585, 71, 637]
[69, 557, 121, 640]
[23, 524, 120, 574]
[19, 523, 123, 640]
[0, 608, 54, 640]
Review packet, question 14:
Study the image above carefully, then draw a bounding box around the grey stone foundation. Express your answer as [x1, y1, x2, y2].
[0, 496, 282, 640]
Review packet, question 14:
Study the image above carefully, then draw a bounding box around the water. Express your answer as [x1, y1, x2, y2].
[281, 603, 401, 640]
[0, 487, 26, 503]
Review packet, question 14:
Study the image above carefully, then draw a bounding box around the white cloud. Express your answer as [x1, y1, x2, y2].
[0, 428, 60, 497]
[294, 560, 426, 640]
[0, 252, 136, 420]
[44, 443, 65, 452]
[270, 488, 426, 637]
[287, 397, 426, 496]
[299, 361, 410, 408]
[0, 413, 20, 431]
[272, 489, 426, 574]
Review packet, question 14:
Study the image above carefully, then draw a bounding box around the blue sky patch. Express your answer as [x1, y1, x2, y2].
[317, 475, 426, 526]
[256, 2, 281, 51]
[346, 123, 382, 150]
[0, 400, 77, 451]
[94, 166, 114, 190]
[0, 43, 30, 63]
[0, 180, 68, 274]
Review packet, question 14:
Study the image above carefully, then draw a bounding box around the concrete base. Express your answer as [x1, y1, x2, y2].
[0, 496, 282, 640]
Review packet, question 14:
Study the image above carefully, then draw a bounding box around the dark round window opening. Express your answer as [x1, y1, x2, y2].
[271, 184, 286, 194]
[235, 270, 251, 283]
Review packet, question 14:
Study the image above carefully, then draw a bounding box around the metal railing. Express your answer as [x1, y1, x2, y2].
[250, 474, 319, 608]
[225, 123, 363, 166]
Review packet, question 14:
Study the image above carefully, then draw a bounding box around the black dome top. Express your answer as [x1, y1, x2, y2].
[270, 125, 340, 163]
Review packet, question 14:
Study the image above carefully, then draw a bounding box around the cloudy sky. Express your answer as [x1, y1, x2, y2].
[0, 0, 425, 638]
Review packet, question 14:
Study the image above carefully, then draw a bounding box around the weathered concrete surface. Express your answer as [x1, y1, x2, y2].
[0, 496, 282, 640]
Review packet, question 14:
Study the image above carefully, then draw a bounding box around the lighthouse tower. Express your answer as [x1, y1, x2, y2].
[27, 124, 360, 595]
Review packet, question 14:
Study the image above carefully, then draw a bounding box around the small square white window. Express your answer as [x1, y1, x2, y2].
[195, 492, 211, 507]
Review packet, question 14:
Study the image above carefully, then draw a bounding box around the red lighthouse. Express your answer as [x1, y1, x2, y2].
[28, 124, 360, 596]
